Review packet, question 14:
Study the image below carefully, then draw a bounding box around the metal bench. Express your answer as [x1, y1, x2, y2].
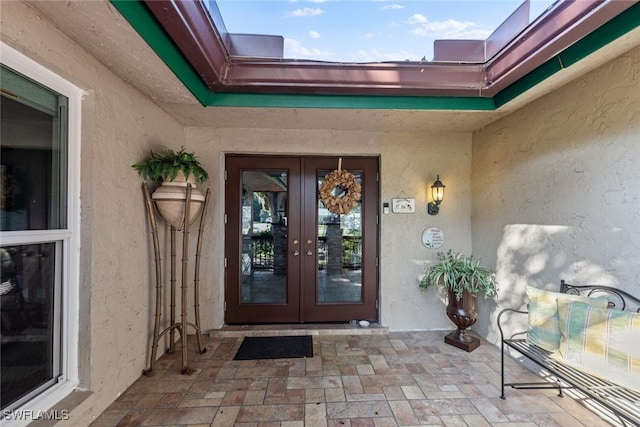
[497, 280, 640, 427]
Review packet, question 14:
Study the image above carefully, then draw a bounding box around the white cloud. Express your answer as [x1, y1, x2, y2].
[308, 0, 327, 3]
[285, 37, 424, 63]
[284, 38, 333, 60]
[351, 48, 421, 63]
[407, 14, 428, 24]
[408, 17, 492, 39]
[381, 4, 404, 10]
[362, 32, 392, 40]
[286, 8, 324, 17]
[309, 30, 320, 39]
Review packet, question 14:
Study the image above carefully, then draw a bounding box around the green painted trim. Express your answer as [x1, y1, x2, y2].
[494, 2, 640, 108]
[112, 0, 639, 111]
[204, 92, 495, 110]
[492, 58, 564, 108]
[560, 2, 640, 68]
[110, 0, 210, 105]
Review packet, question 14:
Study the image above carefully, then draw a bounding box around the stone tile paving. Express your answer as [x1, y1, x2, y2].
[91, 330, 614, 426]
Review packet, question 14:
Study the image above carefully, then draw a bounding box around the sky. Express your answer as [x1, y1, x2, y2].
[212, 0, 557, 62]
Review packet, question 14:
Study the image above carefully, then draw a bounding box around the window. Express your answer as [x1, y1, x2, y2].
[1, 44, 80, 424]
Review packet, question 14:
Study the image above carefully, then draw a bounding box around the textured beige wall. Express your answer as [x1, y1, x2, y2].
[9, 0, 638, 421]
[472, 45, 640, 344]
[1, 2, 474, 421]
[1, 2, 185, 424]
[186, 128, 473, 331]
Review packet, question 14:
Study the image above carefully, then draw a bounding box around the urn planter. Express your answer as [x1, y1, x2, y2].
[132, 147, 209, 229]
[151, 172, 204, 230]
[444, 288, 480, 352]
[419, 250, 497, 353]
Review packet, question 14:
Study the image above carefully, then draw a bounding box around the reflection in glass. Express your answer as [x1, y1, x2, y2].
[1, 81, 67, 231]
[240, 171, 288, 304]
[1, 243, 59, 410]
[317, 170, 363, 303]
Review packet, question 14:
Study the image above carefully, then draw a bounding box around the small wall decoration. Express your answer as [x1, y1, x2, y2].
[391, 198, 415, 213]
[320, 158, 362, 215]
[422, 227, 444, 249]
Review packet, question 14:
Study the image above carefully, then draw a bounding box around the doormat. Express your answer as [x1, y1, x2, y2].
[233, 335, 313, 360]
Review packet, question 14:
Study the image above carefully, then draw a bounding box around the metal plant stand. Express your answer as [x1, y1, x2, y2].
[142, 182, 210, 375]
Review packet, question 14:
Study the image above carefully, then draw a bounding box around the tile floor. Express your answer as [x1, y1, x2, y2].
[91, 328, 615, 426]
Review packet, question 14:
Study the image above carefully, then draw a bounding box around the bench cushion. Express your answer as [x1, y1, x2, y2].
[526, 286, 608, 352]
[557, 299, 640, 392]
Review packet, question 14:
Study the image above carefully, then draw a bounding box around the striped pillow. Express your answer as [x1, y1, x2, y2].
[556, 299, 640, 392]
[526, 286, 608, 352]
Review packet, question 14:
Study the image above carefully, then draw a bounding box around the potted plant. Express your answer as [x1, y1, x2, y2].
[132, 146, 209, 183]
[420, 250, 497, 352]
[132, 147, 209, 230]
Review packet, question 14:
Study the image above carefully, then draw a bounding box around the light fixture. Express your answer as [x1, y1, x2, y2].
[428, 175, 445, 215]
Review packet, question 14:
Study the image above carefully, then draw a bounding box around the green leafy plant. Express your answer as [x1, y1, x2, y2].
[131, 147, 209, 183]
[420, 250, 497, 300]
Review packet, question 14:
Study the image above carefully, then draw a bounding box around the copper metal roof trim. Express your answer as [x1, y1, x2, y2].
[144, 0, 636, 97]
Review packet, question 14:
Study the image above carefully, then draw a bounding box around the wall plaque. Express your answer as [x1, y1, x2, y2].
[391, 198, 415, 213]
[422, 227, 444, 249]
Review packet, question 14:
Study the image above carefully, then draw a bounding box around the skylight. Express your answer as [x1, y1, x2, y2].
[211, 0, 557, 63]
[130, 0, 637, 101]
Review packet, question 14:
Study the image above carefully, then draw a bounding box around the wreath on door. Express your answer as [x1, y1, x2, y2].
[320, 158, 362, 215]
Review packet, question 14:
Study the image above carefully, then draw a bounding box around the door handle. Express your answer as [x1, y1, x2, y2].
[293, 250, 300, 256]
[306, 250, 314, 256]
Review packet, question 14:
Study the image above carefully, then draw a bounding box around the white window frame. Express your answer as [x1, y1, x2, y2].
[1, 42, 82, 426]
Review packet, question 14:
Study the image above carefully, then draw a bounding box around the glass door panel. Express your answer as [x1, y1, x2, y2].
[317, 170, 362, 303]
[240, 170, 288, 304]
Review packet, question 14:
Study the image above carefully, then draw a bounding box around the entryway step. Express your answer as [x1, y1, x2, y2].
[208, 323, 389, 337]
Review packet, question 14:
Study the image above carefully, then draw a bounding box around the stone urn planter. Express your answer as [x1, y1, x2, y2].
[132, 147, 209, 230]
[152, 171, 205, 230]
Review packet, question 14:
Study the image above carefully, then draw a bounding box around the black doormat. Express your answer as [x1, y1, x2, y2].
[233, 335, 313, 360]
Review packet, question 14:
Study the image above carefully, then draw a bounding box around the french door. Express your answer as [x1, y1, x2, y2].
[225, 155, 379, 323]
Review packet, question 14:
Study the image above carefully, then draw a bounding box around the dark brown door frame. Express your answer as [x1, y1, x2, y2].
[224, 156, 302, 323]
[224, 154, 379, 324]
[301, 157, 379, 322]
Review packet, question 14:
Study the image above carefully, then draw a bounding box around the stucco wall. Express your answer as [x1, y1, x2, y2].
[186, 128, 473, 332]
[1, 2, 185, 424]
[1, 1, 475, 422]
[9, 0, 639, 422]
[471, 45, 640, 345]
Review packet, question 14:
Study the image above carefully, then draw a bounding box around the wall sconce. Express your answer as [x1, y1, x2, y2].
[428, 175, 445, 215]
